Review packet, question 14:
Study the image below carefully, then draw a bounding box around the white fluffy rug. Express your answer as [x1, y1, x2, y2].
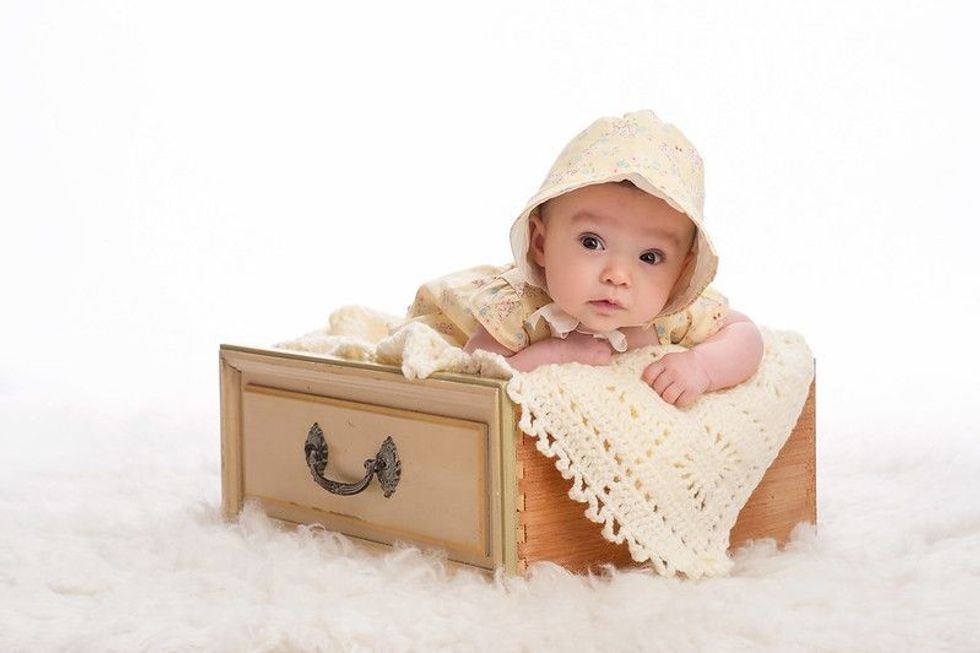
[1, 379, 979, 652]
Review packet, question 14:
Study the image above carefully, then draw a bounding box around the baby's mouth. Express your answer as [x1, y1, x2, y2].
[589, 299, 624, 311]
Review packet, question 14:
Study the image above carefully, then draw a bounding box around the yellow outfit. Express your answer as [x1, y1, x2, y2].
[405, 264, 729, 354]
[404, 111, 732, 356]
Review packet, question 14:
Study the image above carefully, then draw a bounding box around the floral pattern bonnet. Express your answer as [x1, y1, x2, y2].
[509, 110, 719, 325]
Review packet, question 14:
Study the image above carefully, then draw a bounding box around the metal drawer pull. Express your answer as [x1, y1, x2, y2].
[303, 422, 402, 498]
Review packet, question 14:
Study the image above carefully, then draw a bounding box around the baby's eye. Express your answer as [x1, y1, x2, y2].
[640, 250, 664, 265]
[579, 234, 604, 251]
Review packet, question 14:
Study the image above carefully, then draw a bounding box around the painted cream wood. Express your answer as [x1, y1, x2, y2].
[241, 384, 491, 563]
[220, 345, 519, 571]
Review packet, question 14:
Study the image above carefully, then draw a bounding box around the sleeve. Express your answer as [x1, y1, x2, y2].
[670, 286, 731, 348]
[402, 265, 503, 349]
[469, 275, 551, 353]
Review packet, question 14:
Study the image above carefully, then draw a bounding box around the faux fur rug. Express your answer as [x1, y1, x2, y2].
[1, 378, 979, 651]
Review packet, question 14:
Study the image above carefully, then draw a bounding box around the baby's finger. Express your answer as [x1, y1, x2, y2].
[661, 382, 683, 405]
[652, 370, 675, 395]
[675, 389, 700, 409]
[641, 363, 663, 386]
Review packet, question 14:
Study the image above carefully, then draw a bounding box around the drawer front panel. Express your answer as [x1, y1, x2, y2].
[241, 384, 491, 560]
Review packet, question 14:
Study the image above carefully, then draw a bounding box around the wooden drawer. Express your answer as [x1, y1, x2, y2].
[221, 345, 517, 570]
[241, 384, 493, 566]
[220, 344, 816, 575]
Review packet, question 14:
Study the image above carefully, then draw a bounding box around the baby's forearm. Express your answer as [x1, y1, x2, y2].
[466, 326, 613, 372]
[506, 334, 613, 372]
[465, 328, 573, 372]
[506, 339, 564, 372]
[690, 322, 764, 392]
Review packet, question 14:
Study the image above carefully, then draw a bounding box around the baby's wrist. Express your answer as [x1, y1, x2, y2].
[507, 339, 561, 372]
[689, 348, 717, 392]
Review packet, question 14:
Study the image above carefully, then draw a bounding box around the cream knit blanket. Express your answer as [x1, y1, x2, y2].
[275, 306, 815, 579]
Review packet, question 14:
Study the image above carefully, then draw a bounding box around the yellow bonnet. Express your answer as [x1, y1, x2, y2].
[508, 110, 719, 323]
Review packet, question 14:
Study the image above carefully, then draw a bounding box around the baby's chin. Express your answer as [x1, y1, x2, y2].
[576, 317, 646, 332]
[559, 303, 654, 332]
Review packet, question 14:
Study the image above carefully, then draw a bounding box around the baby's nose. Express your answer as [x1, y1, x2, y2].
[601, 262, 630, 287]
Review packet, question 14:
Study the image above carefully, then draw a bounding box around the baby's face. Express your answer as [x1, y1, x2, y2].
[530, 182, 696, 332]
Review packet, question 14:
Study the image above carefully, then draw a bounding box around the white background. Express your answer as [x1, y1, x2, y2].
[2, 2, 978, 446]
[2, 4, 979, 649]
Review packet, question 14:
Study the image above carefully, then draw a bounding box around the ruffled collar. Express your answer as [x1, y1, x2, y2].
[526, 302, 629, 353]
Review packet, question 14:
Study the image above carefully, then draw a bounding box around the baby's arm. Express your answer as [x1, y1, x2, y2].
[690, 310, 764, 391]
[641, 310, 764, 408]
[464, 326, 613, 372]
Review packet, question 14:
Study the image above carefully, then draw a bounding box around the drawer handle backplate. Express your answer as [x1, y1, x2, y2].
[303, 422, 401, 498]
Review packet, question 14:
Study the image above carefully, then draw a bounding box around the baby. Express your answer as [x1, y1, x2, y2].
[402, 110, 763, 408]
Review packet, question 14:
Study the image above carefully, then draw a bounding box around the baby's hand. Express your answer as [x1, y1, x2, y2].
[555, 331, 614, 366]
[506, 331, 613, 372]
[641, 350, 712, 408]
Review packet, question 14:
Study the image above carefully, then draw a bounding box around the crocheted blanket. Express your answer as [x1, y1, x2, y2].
[275, 306, 815, 579]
